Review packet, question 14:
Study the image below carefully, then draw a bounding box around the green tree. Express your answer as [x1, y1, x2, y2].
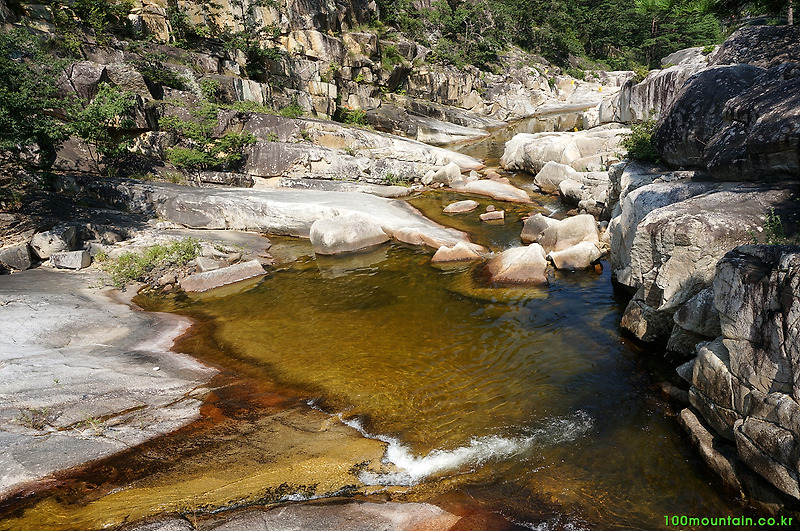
[68, 83, 138, 172]
[0, 29, 69, 166]
[223, 0, 282, 80]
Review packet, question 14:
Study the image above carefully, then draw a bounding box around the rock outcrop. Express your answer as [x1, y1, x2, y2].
[309, 212, 390, 254]
[682, 246, 800, 501]
[613, 182, 796, 343]
[86, 179, 482, 253]
[484, 244, 548, 284]
[652, 26, 800, 181]
[500, 124, 628, 175]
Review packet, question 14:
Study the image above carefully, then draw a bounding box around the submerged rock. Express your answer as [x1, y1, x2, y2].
[453, 179, 530, 203]
[198, 501, 461, 531]
[180, 259, 266, 292]
[443, 200, 479, 213]
[309, 212, 390, 255]
[431, 241, 483, 263]
[484, 244, 548, 284]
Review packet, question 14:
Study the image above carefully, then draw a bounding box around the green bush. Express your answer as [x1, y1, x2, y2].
[69, 83, 138, 172]
[160, 102, 256, 175]
[132, 54, 188, 90]
[620, 118, 660, 162]
[0, 29, 69, 162]
[103, 238, 200, 287]
[565, 66, 585, 80]
[200, 78, 223, 102]
[279, 98, 305, 118]
[335, 106, 367, 126]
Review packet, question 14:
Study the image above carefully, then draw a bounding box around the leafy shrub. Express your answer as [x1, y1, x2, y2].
[0, 29, 69, 161]
[383, 172, 410, 186]
[620, 118, 660, 162]
[279, 98, 305, 118]
[632, 64, 651, 83]
[132, 53, 188, 90]
[380, 44, 406, 70]
[160, 102, 256, 175]
[335, 106, 367, 126]
[200, 78, 223, 102]
[565, 66, 585, 80]
[103, 238, 200, 287]
[69, 83, 138, 172]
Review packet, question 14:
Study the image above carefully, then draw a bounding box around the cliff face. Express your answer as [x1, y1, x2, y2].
[2, 0, 630, 151]
[601, 25, 800, 511]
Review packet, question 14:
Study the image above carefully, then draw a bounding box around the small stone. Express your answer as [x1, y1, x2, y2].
[30, 225, 77, 259]
[431, 242, 482, 263]
[443, 200, 480, 214]
[226, 252, 242, 264]
[485, 205, 496, 212]
[159, 273, 177, 286]
[50, 250, 91, 270]
[153, 366, 160, 371]
[0, 243, 33, 271]
[480, 210, 504, 221]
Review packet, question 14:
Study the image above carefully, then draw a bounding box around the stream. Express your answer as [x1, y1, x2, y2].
[0, 115, 757, 530]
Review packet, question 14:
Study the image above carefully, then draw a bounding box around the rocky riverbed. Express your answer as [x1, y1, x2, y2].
[2, 5, 800, 528]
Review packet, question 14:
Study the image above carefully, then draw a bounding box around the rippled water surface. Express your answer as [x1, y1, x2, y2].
[167, 235, 742, 529]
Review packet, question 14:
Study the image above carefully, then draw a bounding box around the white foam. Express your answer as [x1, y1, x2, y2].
[338, 411, 593, 487]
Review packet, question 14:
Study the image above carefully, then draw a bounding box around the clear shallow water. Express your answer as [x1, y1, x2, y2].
[143, 231, 744, 528]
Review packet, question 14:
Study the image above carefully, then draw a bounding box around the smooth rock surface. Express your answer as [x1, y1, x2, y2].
[50, 250, 91, 270]
[500, 125, 627, 175]
[202, 501, 461, 531]
[538, 214, 600, 253]
[453, 179, 531, 203]
[479, 210, 504, 221]
[0, 269, 215, 499]
[179, 260, 266, 292]
[309, 212, 390, 255]
[86, 180, 481, 253]
[484, 244, 548, 284]
[443, 200, 479, 213]
[547, 241, 602, 270]
[431, 241, 483, 263]
[654, 64, 764, 169]
[520, 213, 556, 244]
